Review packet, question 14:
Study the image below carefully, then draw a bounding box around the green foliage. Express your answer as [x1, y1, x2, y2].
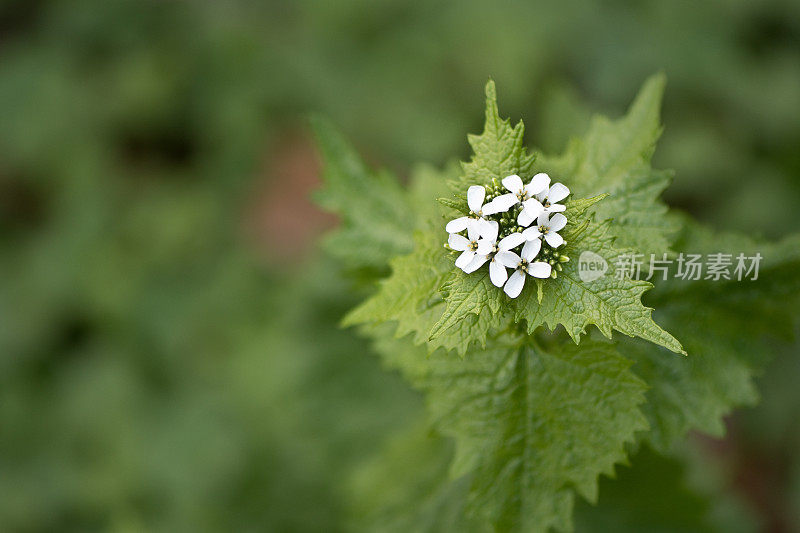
[343, 229, 455, 350]
[376, 334, 648, 532]
[2, 2, 799, 532]
[536, 74, 677, 257]
[623, 217, 800, 451]
[512, 218, 683, 354]
[456, 80, 536, 189]
[573, 447, 732, 533]
[347, 423, 482, 533]
[344, 78, 683, 356]
[312, 116, 415, 274]
[317, 75, 800, 531]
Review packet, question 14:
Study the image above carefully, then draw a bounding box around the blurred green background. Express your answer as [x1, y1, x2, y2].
[0, 1, 798, 531]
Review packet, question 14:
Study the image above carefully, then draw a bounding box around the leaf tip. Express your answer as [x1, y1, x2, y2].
[483, 79, 500, 123]
[629, 72, 668, 124]
[307, 113, 333, 142]
[484, 78, 496, 100]
[339, 311, 357, 329]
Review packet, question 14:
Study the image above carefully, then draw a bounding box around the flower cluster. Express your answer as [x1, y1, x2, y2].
[445, 173, 571, 298]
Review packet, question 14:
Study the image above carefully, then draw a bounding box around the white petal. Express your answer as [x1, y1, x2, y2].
[547, 203, 567, 213]
[549, 213, 567, 231]
[455, 250, 475, 270]
[466, 218, 485, 236]
[463, 254, 488, 273]
[526, 173, 550, 196]
[517, 209, 535, 227]
[521, 239, 542, 261]
[496, 250, 520, 268]
[489, 193, 518, 212]
[481, 200, 500, 216]
[521, 198, 544, 220]
[498, 232, 525, 251]
[490, 260, 509, 287]
[502, 174, 524, 194]
[504, 270, 526, 298]
[522, 227, 542, 241]
[448, 233, 470, 251]
[544, 232, 564, 248]
[547, 183, 570, 203]
[467, 185, 485, 213]
[537, 212, 550, 227]
[480, 220, 499, 242]
[528, 261, 552, 279]
[445, 216, 470, 234]
[476, 239, 494, 256]
[466, 223, 479, 242]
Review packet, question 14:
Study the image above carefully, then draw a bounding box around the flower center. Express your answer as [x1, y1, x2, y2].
[468, 241, 479, 252]
[539, 225, 549, 234]
[519, 260, 529, 273]
[516, 191, 528, 201]
[543, 200, 551, 209]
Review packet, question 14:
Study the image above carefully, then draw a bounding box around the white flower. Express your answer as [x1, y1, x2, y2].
[517, 197, 545, 227]
[449, 220, 497, 272]
[490, 173, 550, 214]
[445, 185, 505, 234]
[502, 239, 552, 298]
[535, 176, 570, 214]
[457, 221, 501, 274]
[487, 231, 526, 287]
[523, 212, 568, 248]
[442, 175, 571, 297]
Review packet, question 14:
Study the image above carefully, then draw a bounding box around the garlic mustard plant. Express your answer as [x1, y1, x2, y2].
[308, 74, 800, 533]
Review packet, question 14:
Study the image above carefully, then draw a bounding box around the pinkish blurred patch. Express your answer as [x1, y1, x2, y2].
[245, 132, 337, 265]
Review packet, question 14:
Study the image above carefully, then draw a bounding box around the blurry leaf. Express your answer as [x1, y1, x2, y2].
[348, 422, 484, 533]
[626, 217, 800, 450]
[536, 74, 678, 257]
[574, 447, 719, 533]
[311, 116, 414, 274]
[535, 81, 593, 154]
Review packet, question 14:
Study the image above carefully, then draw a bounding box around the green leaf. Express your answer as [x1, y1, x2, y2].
[343, 230, 451, 348]
[514, 218, 685, 355]
[373, 334, 648, 532]
[429, 269, 506, 346]
[437, 196, 469, 214]
[456, 79, 536, 189]
[311, 116, 414, 273]
[625, 217, 800, 450]
[536, 74, 678, 257]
